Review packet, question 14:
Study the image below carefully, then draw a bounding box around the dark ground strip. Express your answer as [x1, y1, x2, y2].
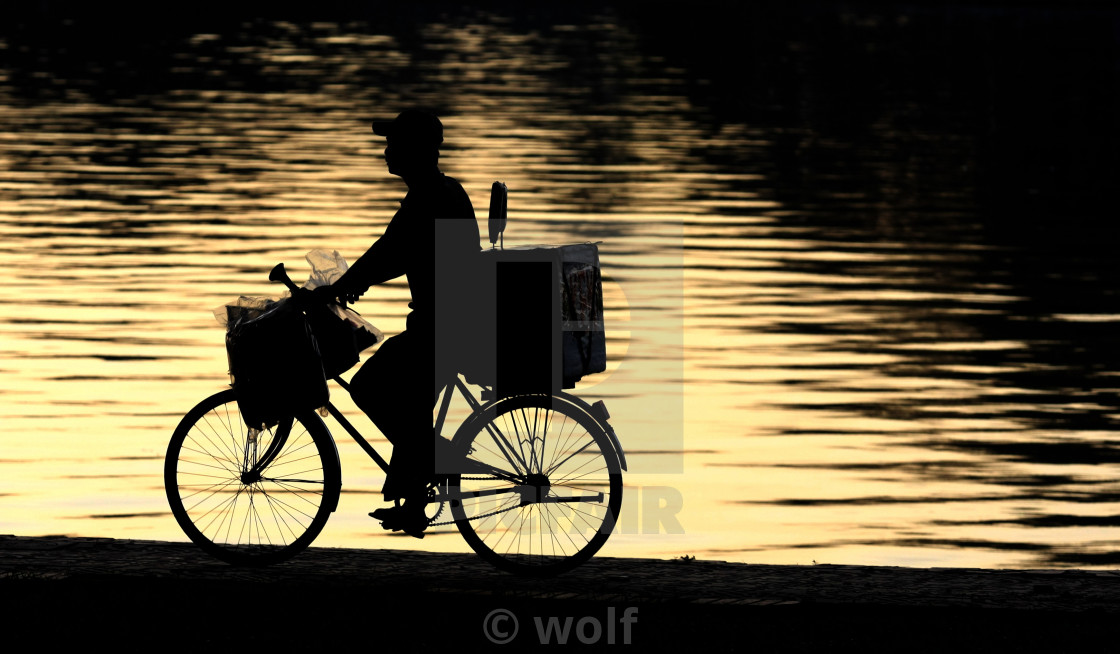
[1, 535, 1119, 650]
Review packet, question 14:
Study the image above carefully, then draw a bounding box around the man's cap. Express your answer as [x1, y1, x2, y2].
[371, 109, 443, 147]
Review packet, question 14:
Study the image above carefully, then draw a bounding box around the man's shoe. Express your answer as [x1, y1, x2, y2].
[370, 504, 427, 539]
[370, 506, 403, 522]
[394, 513, 428, 539]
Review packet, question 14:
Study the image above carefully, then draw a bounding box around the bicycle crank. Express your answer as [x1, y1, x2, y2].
[424, 483, 446, 524]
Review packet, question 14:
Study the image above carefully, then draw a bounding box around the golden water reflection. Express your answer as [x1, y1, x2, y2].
[2, 11, 1120, 568]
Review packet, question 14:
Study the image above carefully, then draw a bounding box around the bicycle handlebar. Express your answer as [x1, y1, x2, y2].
[268, 263, 301, 294]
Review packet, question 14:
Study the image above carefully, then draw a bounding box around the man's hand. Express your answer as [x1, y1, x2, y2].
[341, 289, 365, 304]
[331, 284, 366, 305]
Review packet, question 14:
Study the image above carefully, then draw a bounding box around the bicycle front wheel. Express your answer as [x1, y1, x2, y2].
[164, 389, 341, 566]
[448, 394, 623, 576]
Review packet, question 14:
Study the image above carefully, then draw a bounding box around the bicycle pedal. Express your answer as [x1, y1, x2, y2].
[376, 519, 426, 539]
[374, 517, 401, 531]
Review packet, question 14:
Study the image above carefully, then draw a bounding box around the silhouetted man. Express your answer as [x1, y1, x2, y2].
[314, 109, 479, 537]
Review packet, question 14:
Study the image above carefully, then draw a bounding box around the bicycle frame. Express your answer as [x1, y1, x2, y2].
[320, 375, 390, 473]
[320, 374, 523, 486]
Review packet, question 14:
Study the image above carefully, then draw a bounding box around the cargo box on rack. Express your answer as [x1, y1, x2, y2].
[452, 242, 606, 396]
[226, 301, 329, 429]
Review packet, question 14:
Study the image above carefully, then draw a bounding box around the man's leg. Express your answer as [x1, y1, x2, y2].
[350, 330, 434, 504]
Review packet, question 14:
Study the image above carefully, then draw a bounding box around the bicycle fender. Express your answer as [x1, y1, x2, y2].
[553, 392, 627, 472]
[601, 421, 627, 472]
[454, 393, 627, 472]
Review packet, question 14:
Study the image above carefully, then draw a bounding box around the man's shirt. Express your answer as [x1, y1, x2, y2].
[339, 172, 480, 331]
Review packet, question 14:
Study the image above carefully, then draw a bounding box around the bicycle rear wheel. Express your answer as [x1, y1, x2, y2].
[164, 389, 341, 566]
[447, 394, 623, 576]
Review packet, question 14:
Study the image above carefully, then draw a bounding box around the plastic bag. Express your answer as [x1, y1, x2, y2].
[212, 250, 350, 328]
[302, 249, 349, 290]
[213, 295, 280, 330]
[214, 249, 383, 378]
[302, 249, 383, 371]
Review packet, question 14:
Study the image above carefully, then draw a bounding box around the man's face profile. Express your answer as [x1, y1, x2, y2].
[383, 135, 436, 179]
[384, 136, 401, 176]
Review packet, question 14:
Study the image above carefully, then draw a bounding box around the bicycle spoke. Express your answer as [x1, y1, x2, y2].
[185, 491, 239, 529]
[236, 489, 254, 546]
[182, 477, 240, 508]
[551, 456, 608, 485]
[218, 403, 243, 465]
[270, 479, 327, 510]
[269, 436, 316, 467]
[205, 483, 244, 542]
[179, 446, 241, 475]
[199, 412, 243, 470]
[185, 428, 240, 475]
[259, 486, 299, 542]
[259, 486, 306, 540]
[468, 436, 525, 479]
[260, 477, 325, 486]
[512, 408, 534, 475]
[544, 417, 586, 476]
[255, 483, 318, 522]
[267, 451, 326, 471]
[484, 416, 530, 475]
[548, 502, 584, 551]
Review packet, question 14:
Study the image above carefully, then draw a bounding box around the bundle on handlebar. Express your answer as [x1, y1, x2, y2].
[269, 261, 381, 375]
[226, 291, 328, 430]
[225, 263, 383, 428]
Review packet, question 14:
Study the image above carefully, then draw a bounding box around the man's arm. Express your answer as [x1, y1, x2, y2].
[333, 222, 407, 301]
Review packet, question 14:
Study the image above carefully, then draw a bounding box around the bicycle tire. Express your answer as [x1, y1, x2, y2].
[165, 389, 341, 566]
[447, 394, 623, 576]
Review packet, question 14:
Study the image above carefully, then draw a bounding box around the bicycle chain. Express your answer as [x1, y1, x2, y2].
[426, 476, 524, 527]
[427, 504, 519, 528]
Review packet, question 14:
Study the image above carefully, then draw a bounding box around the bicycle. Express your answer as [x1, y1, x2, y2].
[164, 264, 626, 577]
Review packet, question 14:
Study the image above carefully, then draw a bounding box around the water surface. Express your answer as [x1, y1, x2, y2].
[2, 5, 1119, 567]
